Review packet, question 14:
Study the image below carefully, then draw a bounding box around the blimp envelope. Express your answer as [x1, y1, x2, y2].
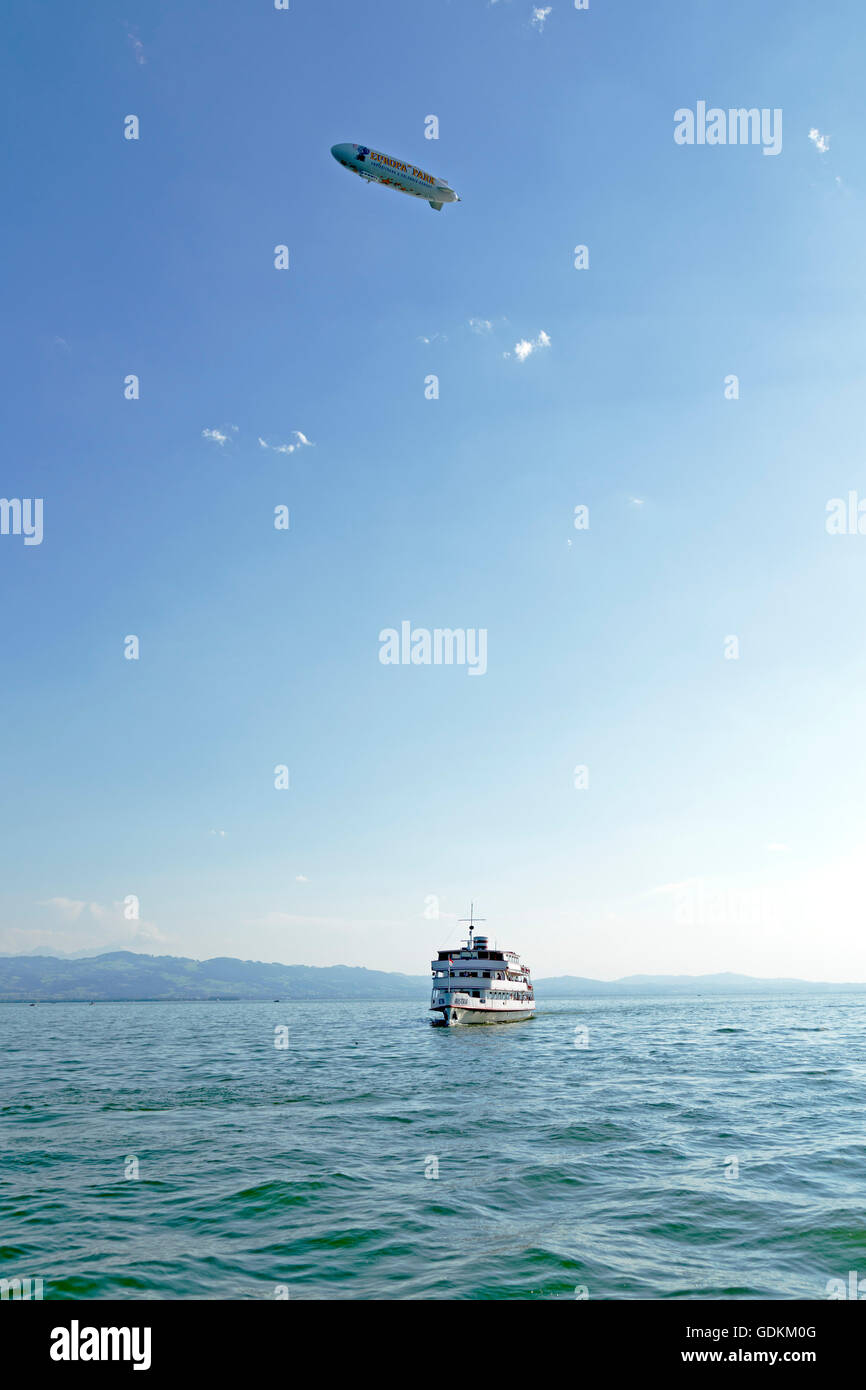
[331, 143, 460, 211]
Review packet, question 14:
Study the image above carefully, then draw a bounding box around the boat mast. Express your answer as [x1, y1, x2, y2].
[459, 902, 486, 949]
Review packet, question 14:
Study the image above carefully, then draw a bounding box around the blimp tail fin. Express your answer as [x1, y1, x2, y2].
[428, 200, 443, 211]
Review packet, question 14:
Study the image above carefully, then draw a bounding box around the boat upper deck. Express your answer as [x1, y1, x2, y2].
[432, 937, 531, 983]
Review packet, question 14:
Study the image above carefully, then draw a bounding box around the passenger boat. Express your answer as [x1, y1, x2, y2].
[430, 906, 535, 1026]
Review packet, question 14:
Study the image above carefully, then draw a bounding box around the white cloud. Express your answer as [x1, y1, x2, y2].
[127, 30, 146, 66]
[258, 431, 314, 455]
[295, 874, 309, 883]
[202, 425, 238, 446]
[808, 128, 830, 154]
[244, 911, 404, 933]
[22, 897, 168, 955]
[506, 329, 551, 362]
[210, 829, 226, 838]
[39, 897, 86, 921]
[629, 497, 645, 507]
[468, 318, 493, 334]
[531, 6, 552, 31]
[644, 880, 697, 898]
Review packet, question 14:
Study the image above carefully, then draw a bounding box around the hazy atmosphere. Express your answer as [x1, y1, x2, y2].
[3, 0, 866, 982]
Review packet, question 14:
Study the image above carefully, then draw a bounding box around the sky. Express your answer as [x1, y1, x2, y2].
[2, 0, 866, 981]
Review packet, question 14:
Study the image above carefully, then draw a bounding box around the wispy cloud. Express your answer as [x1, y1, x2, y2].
[27, 896, 168, 954]
[505, 329, 551, 362]
[531, 6, 552, 31]
[38, 896, 86, 921]
[127, 28, 146, 67]
[808, 127, 830, 154]
[644, 880, 697, 898]
[209, 829, 226, 838]
[202, 425, 238, 446]
[258, 432, 314, 455]
[295, 874, 309, 883]
[245, 911, 403, 932]
[420, 319, 503, 346]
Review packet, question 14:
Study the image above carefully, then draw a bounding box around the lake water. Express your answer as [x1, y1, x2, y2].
[2, 994, 863, 1299]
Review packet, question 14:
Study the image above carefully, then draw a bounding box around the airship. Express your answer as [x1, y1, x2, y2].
[330, 143, 460, 211]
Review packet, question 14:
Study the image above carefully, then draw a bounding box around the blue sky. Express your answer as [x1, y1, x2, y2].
[2, 0, 866, 979]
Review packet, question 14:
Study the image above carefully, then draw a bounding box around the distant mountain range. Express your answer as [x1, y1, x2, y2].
[0, 953, 425, 1003]
[0, 952, 863, 1002]
[534, 973, 866, 996]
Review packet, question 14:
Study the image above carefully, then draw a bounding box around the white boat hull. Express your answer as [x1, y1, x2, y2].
[432, 1004, 535, 1027]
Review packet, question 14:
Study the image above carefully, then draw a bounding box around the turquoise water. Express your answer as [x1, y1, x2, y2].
[2, 994, 864, 1299]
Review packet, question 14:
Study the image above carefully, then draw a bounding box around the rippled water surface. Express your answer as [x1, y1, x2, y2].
[2, 995, 864, 1299]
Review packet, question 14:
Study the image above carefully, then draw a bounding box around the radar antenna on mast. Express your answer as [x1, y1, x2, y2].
[459, 902, 486, 945]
